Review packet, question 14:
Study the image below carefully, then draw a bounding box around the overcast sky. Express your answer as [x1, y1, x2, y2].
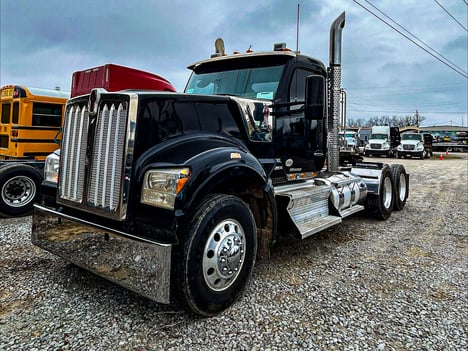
[1, 0, 467, 127]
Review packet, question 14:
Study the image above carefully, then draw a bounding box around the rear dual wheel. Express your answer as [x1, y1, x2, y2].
[391, 164, 409, 211]
[366, 164, 409, 219]
[366, 165, 394, 220]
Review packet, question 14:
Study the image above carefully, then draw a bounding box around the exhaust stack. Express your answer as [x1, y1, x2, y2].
[327, 12, 346, 172]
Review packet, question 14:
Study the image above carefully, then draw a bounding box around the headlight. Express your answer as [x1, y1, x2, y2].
[382, 143, 390, 150]
[365, 144, 369, 150]
[416, 144, 424, 151]
[44, 151, 60, 184]
[397, 145, 402, 151]
[141, 168, 191, 210]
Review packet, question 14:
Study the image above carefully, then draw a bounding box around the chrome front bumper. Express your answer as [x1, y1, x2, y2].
[31, 204, 172, 304]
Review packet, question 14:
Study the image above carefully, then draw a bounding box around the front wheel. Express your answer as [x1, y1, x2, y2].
[0, 164, 43, 217]
[175, 194, 257, 316]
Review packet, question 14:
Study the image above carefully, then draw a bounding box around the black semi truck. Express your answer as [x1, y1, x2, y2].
[32, 12, 409, 316]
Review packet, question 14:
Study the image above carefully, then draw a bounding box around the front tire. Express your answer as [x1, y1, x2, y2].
[0, 164, 42, 217]
[176, 194, 257, 316]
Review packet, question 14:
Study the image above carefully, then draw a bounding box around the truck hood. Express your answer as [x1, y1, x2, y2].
[369, 138, 388, 143]
[401, 140, 422, 146]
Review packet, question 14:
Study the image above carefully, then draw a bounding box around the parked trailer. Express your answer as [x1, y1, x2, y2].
[432, 142, 468, 153]
[70, 63, 176, 98]
[32, 12, 409, 316]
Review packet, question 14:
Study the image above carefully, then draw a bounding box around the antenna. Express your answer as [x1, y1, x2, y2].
[296, 3, 300, 53]
[294, 3, 300, 100]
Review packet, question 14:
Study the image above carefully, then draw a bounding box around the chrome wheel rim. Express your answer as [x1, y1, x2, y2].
[398, 173, 407, 202]
[383, 176, 393, 209]
[202, 219, 246, 292]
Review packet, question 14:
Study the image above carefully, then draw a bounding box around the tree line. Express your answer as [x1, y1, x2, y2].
[346, 115, 425, 128]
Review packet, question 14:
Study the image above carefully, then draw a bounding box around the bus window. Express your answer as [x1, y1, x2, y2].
[12, 102, 19, 124]
[32, 103, 63, 127]
[1, 103, 10, 124]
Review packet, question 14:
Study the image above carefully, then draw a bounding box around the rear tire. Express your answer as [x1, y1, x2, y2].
[175, 194, 257, 316]
[366, 165, 394, 220]
[0, 164, 42, 217]
[390, 164, 408, 211]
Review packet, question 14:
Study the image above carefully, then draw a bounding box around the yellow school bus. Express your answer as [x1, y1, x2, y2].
[0, 85, 69, 217]
[0, 85, 69, 160]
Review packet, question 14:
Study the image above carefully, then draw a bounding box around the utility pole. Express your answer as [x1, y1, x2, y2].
[415, 110, 419, 127]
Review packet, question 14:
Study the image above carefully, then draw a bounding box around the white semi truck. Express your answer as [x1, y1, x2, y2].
[396, 133, 433, 159]
[364, 126, 400, 158]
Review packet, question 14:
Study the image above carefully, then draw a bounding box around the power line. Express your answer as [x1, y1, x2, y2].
[346, 83, 466, 91]
[361, 0, 467, 77]
[434, 0, 468, 31]
[348, 108, 467, 114]
[353, 0, 468, 78]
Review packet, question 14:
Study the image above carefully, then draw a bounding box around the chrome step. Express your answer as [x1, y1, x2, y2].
[275, 181, 341, 239]
[297, 215, 342, 239]
[339, 204, 365, 218]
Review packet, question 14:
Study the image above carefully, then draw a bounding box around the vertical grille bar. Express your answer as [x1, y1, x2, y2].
[109, 104, 123, 208]
[101, 104, 114, 207]
[59, 104, 89, 202]
[59, 106, 73, 198]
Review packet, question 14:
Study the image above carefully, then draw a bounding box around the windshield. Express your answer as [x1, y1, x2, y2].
[370, 134, 387, 140]
[402, 134, 422, 141]
[185, 65, 284, 100]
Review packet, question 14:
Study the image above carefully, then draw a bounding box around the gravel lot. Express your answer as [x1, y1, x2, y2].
[1, 154, 467, 351]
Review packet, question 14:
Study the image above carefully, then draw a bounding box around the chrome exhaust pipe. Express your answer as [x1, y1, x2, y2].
[327, 12, 346, 172]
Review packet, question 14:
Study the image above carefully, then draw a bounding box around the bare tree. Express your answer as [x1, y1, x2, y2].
[348, 114, 426, 127]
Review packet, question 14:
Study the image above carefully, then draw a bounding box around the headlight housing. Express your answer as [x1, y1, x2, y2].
[382, 142, 390, 150]
[141, 168, 191, 210]
[44, 150, 60, 184]
[397, 145, 403, 151]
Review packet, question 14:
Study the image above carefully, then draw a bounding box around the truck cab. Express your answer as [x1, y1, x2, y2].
[396, 132, 432, 159]
[365, 126, 400, 158]
[184, 48, 328, 176]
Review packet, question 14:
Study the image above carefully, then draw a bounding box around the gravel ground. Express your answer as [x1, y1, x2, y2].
[1, 154, 467, 351]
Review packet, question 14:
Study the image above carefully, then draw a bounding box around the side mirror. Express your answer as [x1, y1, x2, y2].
[304, 75, 325, 120]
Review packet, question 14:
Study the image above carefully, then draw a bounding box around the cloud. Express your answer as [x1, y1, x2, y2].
[1, 0, 466, 126]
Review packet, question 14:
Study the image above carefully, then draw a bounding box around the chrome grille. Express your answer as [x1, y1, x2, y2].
[59, 104, 89, 202]
[58, 95, 132, 219]
[403, 144, 415, 150]
[370, 143, 381, 149]
[87, 103, 127, 211]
